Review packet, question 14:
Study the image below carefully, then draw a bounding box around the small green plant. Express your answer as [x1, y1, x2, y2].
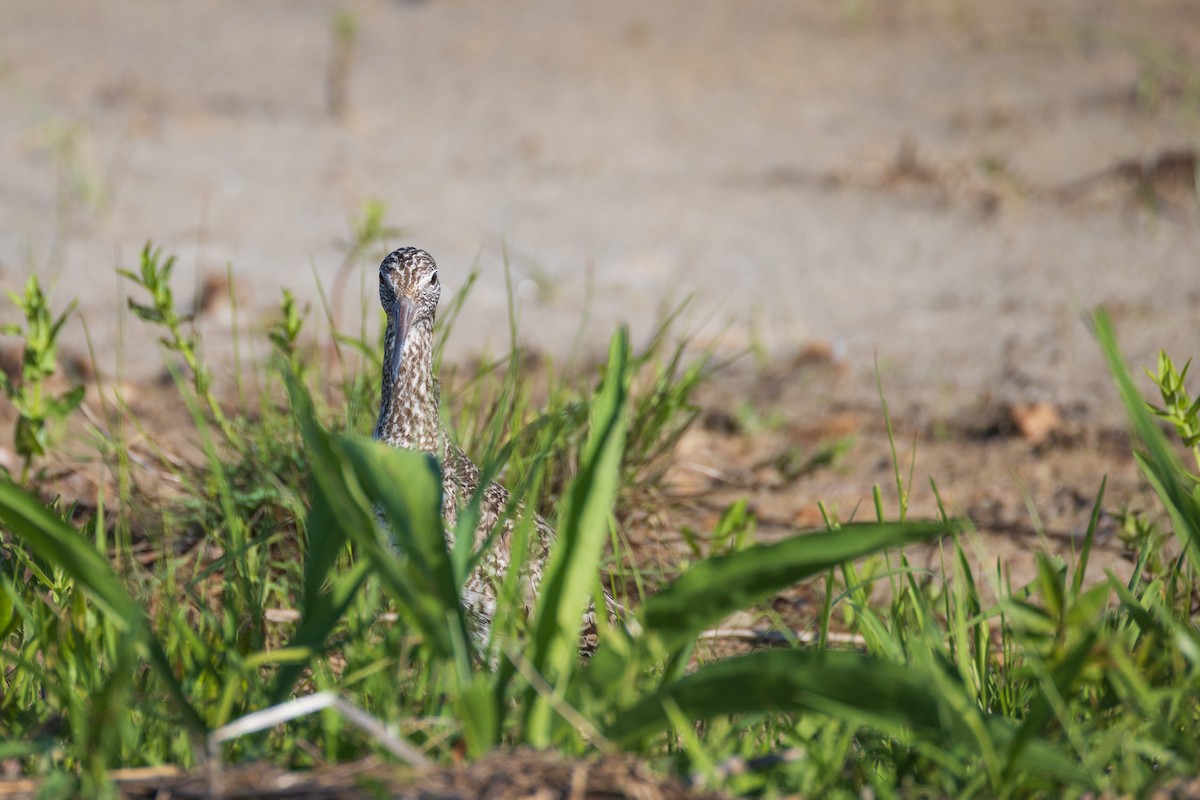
[1148, 349, 1200, 473]
[680, 499, 756, 561]
[119, 243, 236, 442]
[0, 276, 83, 483]
[269, 289, 309, 379]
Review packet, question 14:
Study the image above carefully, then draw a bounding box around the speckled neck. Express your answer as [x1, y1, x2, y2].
[374, 316, 439, 453]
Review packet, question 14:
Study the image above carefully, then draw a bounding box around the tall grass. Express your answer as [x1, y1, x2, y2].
[0, 234, 1199, 798]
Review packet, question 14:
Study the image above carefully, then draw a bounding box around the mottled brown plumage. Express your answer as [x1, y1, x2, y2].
[373, 247, 609, 654]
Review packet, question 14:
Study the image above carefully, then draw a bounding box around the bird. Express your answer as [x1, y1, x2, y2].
[372, 246, 612, 655]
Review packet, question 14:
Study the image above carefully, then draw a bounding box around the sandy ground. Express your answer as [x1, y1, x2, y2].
[2, 0, 1198, 412]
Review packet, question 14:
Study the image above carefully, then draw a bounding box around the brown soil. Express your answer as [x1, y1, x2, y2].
[4, 750, 727, 800]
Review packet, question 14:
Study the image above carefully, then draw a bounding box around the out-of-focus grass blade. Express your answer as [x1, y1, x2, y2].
[987, 719, 1094, 787]
[605, 647, 1092, 786]
[0, 480, 206, 736]
[0, 568, 18, 640]
[1070, 476, 1106, 598]
[285, 372, 356, 603]
[268, 521, 371, 703]
[525, 328, 632, 745]
[637, 521, 955, 654]
[1094, 309, 1200, 572]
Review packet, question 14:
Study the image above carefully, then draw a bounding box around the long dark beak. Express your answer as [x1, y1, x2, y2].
[383, 296, 416, 386]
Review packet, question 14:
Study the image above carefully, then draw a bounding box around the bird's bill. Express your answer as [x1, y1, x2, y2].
[384, 296, 416, 386]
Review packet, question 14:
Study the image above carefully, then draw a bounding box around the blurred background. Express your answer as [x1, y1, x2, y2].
[1, 0, 1198, 419]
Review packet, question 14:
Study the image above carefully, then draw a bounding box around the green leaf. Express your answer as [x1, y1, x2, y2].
[1034, 552, 1065, 621]
[126, 300, 164, 325]
[606, 649, 949, 744]
[1094, 309, 1200, 572]
[268, 490, 371, 703]
[48, 302, 77, 342]
[0, 579, 17, 641]
[13, 416, 45, 459]
[49, 385, 85, 417]
[604, 647, 1092, 787]
[636, 520, 955, 655]
[1066, 581, 1111, 626]
[282, 374, 470, 665]
[337, 435, 467, 644]
[525, 328, 633, 744]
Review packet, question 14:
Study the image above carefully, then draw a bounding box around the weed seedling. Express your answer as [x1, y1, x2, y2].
[119, 243, 237, 444]
[0, 275, 83, 482]
[1147, 349, 1200, 473]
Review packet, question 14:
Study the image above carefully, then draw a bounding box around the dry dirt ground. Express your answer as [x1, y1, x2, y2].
[2, 0, 1200, 797]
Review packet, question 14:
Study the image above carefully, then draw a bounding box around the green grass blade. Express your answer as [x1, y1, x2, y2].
[605, 649, 949, 744]
[1094, 309, 1200, 572]
[637, 520, 955, 655]
[605, 647, 1091, 787]
[285, 370, 358, 596]
[268, 555, 371, 702]
[525, 328, 632, 745]
[1070, 475, 1106, 598]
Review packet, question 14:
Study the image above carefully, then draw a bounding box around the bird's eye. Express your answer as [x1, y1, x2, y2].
[430, 273, 438, 286]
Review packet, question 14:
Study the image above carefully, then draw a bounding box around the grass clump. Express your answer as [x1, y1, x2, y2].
[0, 232, 1199, 798]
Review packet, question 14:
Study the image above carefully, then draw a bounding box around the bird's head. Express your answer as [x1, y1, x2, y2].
[379, 247, 441, 384]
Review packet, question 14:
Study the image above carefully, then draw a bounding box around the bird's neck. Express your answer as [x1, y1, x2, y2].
[375, 318, 440, 453]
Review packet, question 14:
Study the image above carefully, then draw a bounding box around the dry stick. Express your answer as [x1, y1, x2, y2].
[207, 692, 432, 786]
